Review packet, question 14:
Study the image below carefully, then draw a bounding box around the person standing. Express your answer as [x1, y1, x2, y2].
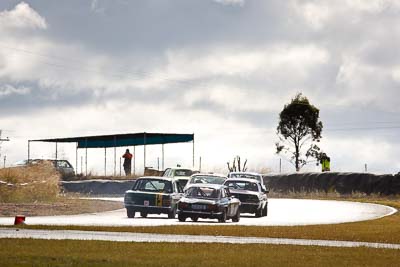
[122, 149, 133, 176]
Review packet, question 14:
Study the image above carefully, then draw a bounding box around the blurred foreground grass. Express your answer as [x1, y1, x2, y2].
[0, 239, 399, 267]
[0, 162, 59, 203]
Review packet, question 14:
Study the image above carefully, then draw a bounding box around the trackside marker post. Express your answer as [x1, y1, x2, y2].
[14, 215, 26, 225]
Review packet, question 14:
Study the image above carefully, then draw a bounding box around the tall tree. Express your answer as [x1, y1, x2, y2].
[276, 93, 323, 171]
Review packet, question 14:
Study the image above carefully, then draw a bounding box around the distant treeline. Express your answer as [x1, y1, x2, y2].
[263, 172, 400, 196]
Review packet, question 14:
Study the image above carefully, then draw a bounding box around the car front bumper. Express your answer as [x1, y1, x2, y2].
[125, 204, 172, 214]
[239, 202, 262, 213]
[178, 209, 223, 219]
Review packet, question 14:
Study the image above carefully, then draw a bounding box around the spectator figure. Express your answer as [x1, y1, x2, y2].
[122, 149, 133, 176]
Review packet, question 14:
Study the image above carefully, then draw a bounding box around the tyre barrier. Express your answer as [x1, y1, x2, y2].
[60, 180, 136, 195]
[263, 172, 400, 196]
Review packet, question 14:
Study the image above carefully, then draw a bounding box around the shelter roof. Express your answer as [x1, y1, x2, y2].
[30, 132, 194, 149]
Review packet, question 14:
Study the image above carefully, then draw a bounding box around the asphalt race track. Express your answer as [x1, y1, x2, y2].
[1, 228, 400, 249]
[0, 198, 396, 227]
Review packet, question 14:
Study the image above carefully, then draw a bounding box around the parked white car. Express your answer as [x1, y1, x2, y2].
[162, 168, 199, 188]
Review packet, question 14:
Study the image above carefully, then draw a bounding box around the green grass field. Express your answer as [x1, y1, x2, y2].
[1, 239, 399, 267]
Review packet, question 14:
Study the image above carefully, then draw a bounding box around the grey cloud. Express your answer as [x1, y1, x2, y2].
[0, 81, 94, 117]
[0, 1, 400, 173]
[3, 0, 295, 54]
[0, 84, 30, 97]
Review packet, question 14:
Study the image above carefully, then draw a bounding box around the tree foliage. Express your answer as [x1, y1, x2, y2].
[227, 156, 247, 172]
[276, 93, 323, 171]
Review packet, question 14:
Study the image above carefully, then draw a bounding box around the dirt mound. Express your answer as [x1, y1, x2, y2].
[263, 172, 400, 196]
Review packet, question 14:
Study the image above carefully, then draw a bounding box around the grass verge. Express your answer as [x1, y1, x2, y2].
[1, 239, 399, 267]
[0, 162, 59, 203]
[0, 198, 123, 216]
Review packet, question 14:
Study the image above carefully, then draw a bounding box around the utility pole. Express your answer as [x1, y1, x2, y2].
[0, 130, 10, 163]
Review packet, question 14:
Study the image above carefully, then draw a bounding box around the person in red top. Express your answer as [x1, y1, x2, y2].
[122, 149, 133, 176]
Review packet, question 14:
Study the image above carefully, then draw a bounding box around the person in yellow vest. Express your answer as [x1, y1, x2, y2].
[320, 153, 331, 172]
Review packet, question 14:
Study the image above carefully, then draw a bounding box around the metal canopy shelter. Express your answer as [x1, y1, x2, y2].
[28, 132, 195, 176]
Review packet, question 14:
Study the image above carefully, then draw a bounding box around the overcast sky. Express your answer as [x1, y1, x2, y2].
[0, 0, 399, 174]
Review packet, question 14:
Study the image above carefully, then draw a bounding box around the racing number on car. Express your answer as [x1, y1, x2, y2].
[156, 194, 162, 207]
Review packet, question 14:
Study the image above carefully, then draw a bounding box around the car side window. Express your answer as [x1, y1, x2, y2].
[57, 161, 68, 168]
[163, 168, 171, 177]
[132, 180, 141, 190]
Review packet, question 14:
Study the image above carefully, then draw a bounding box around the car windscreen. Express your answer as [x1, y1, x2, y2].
[186, 187, 219, 199]
[174, 169, 192, 177]
[230, 173, 261, 182]
[134, 179, 173, 193]
[189, 175, 226, 185]
[225, 181, 259, 192]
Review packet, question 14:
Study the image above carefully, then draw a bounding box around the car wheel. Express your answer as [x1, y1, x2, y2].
[140, 212, 148, 218]
[263, 203, 268, 217]
[232, 209, 240, 222]
[218, 210, 227, 223]
[127, 208, 135, 218]
[178, 214, 186, 222]
[168, 207, 177, 219]
[191, 216, 199, 222]
[255, 208, 262, 218]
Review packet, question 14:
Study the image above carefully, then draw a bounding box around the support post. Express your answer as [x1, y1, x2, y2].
[114, 136, 117, 177]
[144, 132, 147, 174]
[162, 143, 164, 170]
[133, 146, 136, 175]
[157, 157, 159, 170]
[199, 156, 202, 172]
[27, 140, 31, 162]
[279, 158, 282, 173]
[75, 143, 78, 175]
[192, 134, 195, 168]
[85, 138, 88, 176]
[104, 147, 107, 176]
[55, 142, 58, 160]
